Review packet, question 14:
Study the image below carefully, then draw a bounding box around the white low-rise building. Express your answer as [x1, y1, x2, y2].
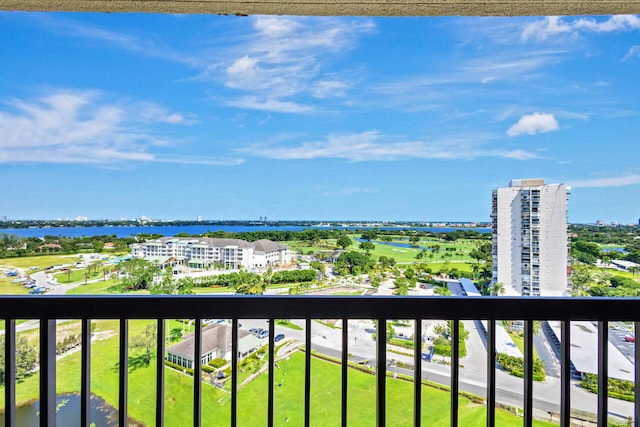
[131, 236, 292, 270]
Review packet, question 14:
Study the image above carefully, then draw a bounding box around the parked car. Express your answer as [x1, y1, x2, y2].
[274, 334, 285, 342]
[257, 330, 269, 339]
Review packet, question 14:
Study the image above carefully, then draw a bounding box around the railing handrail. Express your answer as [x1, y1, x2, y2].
[1, 295, 639, 320]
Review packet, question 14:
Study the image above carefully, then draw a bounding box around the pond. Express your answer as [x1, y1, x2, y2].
[0, 394, 120, 427]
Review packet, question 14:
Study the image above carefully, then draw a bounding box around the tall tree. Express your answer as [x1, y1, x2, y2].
[130, 323, 157, 365]
[359, 241, 375, 256]
[336, 235, 352, 250]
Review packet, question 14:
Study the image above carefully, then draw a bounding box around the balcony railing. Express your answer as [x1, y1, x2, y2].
[2, 295, 640, 427]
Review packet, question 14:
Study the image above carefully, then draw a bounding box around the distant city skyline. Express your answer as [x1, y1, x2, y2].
[1, 13, 639, 223]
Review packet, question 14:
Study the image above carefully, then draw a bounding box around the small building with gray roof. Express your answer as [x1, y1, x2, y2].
[166, 323, 263, 369]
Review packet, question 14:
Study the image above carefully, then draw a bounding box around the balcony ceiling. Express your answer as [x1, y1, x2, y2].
[3, 0, 640, 16]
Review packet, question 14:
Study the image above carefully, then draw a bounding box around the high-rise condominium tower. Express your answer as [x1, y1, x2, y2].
[491, 178, 570, 296]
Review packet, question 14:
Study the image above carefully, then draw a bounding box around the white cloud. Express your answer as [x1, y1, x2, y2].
[522, 15, 640, 41]
[226, 96, 314, 113]
[623, 45, 640, 62]
[521, 17, 574, 41]
[313, 80, 349, 98]
[569, 175, 640, 188]
[214, 16, 374, 113]
[239, 131, 538, 162]
[507, 113, 559, 137]
[0, 90, 236, 165]
[35, 15, 198, 66]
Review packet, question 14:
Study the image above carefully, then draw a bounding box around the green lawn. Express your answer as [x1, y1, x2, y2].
[1, 320, 558, 427]
[66, 278, 121, 294]
[0, 254, 83, 270]
[0, 276, 30, 295]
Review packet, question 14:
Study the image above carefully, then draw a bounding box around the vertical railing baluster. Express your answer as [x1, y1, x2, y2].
[414, 319, 422, 427]
[635, 321, 639, 427]
[450, 319, 459, 427]
[4, 318, 16, 427]
[305, 318, 311, 427]
[119, 318, 128, 427]
[341, 318, 348, 427]
[598, 320, 608, 427]
[81, 319, 91, 427]
[376, 318, 387, 427]
[486, 320, 496, 427]
[194, 318, 202, 427]
[231, 318, 238, 427]
[268, 317, 275, 427]
[523, 320, 533, 427]
[560, 321, 571, 427]
[156, 318, 165, 427]
[40, 319, 56, 427]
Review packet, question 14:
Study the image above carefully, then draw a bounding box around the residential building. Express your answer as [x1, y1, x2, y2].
[131, 236, 292, 270]
[491, 178, 570, 296]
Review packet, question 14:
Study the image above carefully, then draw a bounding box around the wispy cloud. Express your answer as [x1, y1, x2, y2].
[569, 174, 640, 188]
[226, 96, 314, 114]
[33, 15, 199, 66]
[522, 15, 640, 41]
[208, 16, 374, 113]
[239, 131, 538, 162]
[507, 113, 559, 137]
[623, 45, 640, 62]
[0, 89, 240, 166]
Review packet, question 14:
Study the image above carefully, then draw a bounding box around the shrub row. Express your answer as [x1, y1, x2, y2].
[270, 269, 316, 284]
[581, 373, 634, 401]
[496, 353, 546, 381]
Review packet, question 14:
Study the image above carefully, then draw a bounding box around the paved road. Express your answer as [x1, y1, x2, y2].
[238, 317, 633, 422]
[609, 321, 636, 363]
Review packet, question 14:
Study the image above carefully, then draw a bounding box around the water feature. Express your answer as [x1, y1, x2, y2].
[1, 224, 490, 239]
[0, 394, 120, 427]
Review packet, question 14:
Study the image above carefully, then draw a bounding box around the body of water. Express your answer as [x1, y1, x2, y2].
[0, 225, 491, 239]
[601, 247, 628, 253]
[0, 394, 119, 427]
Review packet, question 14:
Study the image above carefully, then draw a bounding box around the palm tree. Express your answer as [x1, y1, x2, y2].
[490, 282, 505, 296]
[471, 263, 480, 279]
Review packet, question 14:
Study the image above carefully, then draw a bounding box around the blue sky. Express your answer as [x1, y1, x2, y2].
[1, 13, 639, 223]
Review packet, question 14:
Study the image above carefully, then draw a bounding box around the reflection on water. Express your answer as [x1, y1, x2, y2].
[0, 394, 118, 427]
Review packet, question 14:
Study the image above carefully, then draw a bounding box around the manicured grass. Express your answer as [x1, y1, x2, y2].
[2, 322, 555, 427]
[66, 279, 121, 294]
[0, 254, 82, 270]
[275, 319, 304, 330]
[503, 325, 541, 362]
[0, 277, 30, 294]
[55, 267, 104, 284]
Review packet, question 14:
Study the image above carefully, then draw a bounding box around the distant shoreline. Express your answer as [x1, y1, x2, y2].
[0, 224, 492, 239]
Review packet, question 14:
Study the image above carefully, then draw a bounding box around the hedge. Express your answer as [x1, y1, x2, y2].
[496, 353, 546, 381]
[581, 373, 634, 401]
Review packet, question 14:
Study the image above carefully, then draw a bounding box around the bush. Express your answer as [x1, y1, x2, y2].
[209, 358, 227, 368]
[270, 269, 316, 284]
[496, 353, 546, 381]
[164, 360, 194, 376]
[581, 373, 634, 401]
